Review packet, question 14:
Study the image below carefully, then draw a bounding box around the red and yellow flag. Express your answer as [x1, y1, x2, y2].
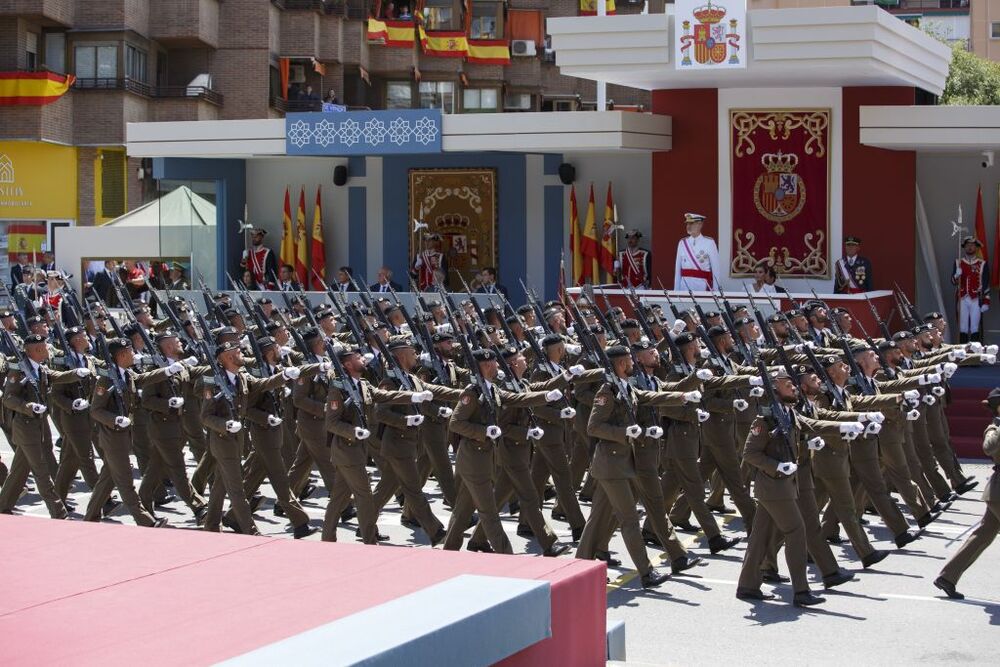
[570, 185, 583, 286]
[295, 187, 309, 285]
[467, 40, 510, 65]
[580, 184, 600, 285]
[367, 18, 418, 47]
[579, 0, 616, 16]
[7, 223, 46, 263]
[419, 26, 468, 57]
[280, 187, 296, 270]
[600, 182, 616, 282]
[0, 71, 75, 106]
[311, 186, 326, 289]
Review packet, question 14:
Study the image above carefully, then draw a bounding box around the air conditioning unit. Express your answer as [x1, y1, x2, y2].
[289, 64, 306, 83]
[511, 40, 536, 57]
[504, 93, 532, 111]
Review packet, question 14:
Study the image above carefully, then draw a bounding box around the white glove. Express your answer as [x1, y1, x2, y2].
[696, 409, 710, 423]
[166, 361, 185, 376]
[748, 376, 764, 387]
[27, 402, 47, 415]
[922, 394, 936, 406]
[864, 411, 885, 424]
[361, 353, 375, 364]
[683, 390, 702, 403]
[72, 398, 89, 411]
[931, 386, 945, 397]
[496, 370, 507, 382]
[114, 415, 132, 428]
[968, 342, 984, 354]
[565, 344, 582, 356]
[263, 414, 280, 427]
[733, 399, 749, 412]
[405, 414, 425, 427]
[906, 409, 920, 421]
[410, 390, 434, 403]
[699, 348, 712, 359]
[486, 425, 503, 440]
[437, 323, 453, 334]
[319, 360, 332, 373]
[545, 389, 564, 402]
[132, 353, 147, 365]
[645, 425, 664, 439]
[984, 354, 997, 365]
[282, 366, 301, 381]
[865, 422, 883, 436]
[903, 389, 920, 401]
[839, 422, 865, 436]
[918, 373, 941, 385]
[282, 386, 292, 397]
[74, 367, 92, 378]
[354, 426, 370, 440]
[182, 356, 199, 366]
[807, 436, 825, 451]
[438, 406, 454, 418]
[560, 406, 577, 419]
[696, 368, 713, 381]
[986, 345, 998, 355]
[777, 462, 798, 476]
[568, 364, 584, 376]
[527, 426, 544, 441]
[168, 396, 185, 409]
[942, 362, 958, 378]
[566, 325, 575, 336]
[671, 319, 686, 335]
[749, 386, 764, 398]
[225, 420, 242, 433]
[279, 345, 292, 358]
[981, 304, 990, 313]
[948, 349, 967, 361]
[419, 352, 432, 366]
[625, 424, 642, 439]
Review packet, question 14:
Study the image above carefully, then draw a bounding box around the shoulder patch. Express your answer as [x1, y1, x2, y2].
[594, 395, 607, 407]
[751, 422, 763, 436]
[297, 377, 305, 385]
[461, 394, 471, 405]
[328, 399, 340, 411]
[96, 385, 106, 396]
[204, 387, 213, 400]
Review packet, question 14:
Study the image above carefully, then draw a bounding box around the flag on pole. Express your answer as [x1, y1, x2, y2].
[311, 186, 327, 289]
[570, 185, 583, 286]
[600, 183, 616, 282]
[581, 184, 600, 285]
[280, 187, 296, 270]
[295, 187, 308, 284]
[975, 184, 989, 264]
[558, 252, 567, 303]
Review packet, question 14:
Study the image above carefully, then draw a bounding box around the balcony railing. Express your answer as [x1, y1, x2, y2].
[269, 95, 372, 113]
[878, 0, 970, 10]
[73, 78, 224, 105]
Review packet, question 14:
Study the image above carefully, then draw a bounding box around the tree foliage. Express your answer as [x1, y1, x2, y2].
[941, 44, 1000, 106]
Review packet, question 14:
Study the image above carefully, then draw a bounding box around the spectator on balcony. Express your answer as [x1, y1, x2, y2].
[324, 89, 339, 105]
[334, 266, 355, 294]
[276, 264, 300, 292]
[241, 270, 262, 291]
[383, 2, 396, 18]
[298, 85, 319, 102]
[10, 253, 29, 286]
[398, 5, 412, 19]
[39, 251, 55, 273]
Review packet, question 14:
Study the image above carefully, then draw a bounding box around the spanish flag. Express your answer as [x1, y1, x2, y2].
[311, 186, 326, 290]
[581, 184, 599, 285]
[0, 71, 75, 106]
[570, 185, 583, 286]
[295, 187, 309, 285]
[367, 17, 389, 42]
[600, 183, 617, 281]
[7, 223, 46, 263]
[467, 40, 510, 65]
[419, 26, 468, 58]
[385, 20, 417, 47]
[579, 0, 616, 15]
[280, 187, 296, 271]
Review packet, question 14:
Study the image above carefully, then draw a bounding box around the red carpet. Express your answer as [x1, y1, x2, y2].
[0, 516, 606, 666]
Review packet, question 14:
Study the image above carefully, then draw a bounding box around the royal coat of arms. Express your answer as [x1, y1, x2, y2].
[676, 0, 745, 69]
[753, 151, 806, 234]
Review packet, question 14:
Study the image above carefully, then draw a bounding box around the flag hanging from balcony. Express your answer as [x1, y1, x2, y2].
[311, 186, 326, 289]
[0, 71, 75, 106]
[579, 0, 616, 16]
[466, 40, 511, 65]
[295, 187, 309, 284]
[280, 187, 296, 271]
[419, 26, 469, 57]
[368, 18, 417, 47]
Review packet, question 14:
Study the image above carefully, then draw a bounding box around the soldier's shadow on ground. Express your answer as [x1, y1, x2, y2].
[607, 585, 701, 609]
[952, 598, 1000, 625]
[742, 600, 867, 624]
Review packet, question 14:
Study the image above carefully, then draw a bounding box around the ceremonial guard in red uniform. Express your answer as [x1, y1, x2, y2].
[952, 236, 990, 343]
[616, 230, 652, 289]
[241, 229, 278, 289]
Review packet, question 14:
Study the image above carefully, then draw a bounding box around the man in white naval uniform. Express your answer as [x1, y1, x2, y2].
[673, 213, 721, 291]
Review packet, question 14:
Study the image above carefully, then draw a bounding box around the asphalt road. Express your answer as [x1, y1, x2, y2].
[2, 433, 997, 666]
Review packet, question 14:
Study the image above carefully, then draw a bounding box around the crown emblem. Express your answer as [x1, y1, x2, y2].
[693, 1, 727, 25]
[761, 151, 798, 174]
[436, 213, 470, 229]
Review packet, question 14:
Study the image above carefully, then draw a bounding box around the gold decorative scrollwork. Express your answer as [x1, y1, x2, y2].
[731, 228, 828, 278]
[731, 110, 829, 159]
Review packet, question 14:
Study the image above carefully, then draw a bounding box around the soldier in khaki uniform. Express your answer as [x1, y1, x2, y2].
[576, 345, 698, 589]
[50, 326, 101, 503]
[935, 388, 1000, 599]
[84, 337, 177, 526]
[0, 334, 92, 518]
[288, 328, 340, 498]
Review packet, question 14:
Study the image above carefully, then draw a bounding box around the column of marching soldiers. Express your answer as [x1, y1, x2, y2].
[0, 269, 996, 607]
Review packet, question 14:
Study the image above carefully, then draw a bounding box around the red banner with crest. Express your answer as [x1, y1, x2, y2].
[730, 109, 830, 278]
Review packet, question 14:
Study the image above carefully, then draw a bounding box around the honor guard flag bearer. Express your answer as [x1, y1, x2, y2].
[616, 230, 651, 289]
[674, 213, 721, 291]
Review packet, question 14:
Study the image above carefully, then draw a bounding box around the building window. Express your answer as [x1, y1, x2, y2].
[75, 44, 118, 82]
[504, 92, 534, 111]
[43, 32, 66, 73]
[96, 149, 127, 223]
[386, 81, 412, 108]
[419, 81, 454, 113]
[470, 1, 503, 40]
[992, 21, 1000, 39]
[125, 45, 148, 83]
[424, 0, 456, 31]
[26, 32, 38, 71]
[462, 87, 499, 112]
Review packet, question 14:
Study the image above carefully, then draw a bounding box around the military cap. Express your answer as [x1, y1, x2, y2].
[257, 336, 278, 350]
[500, 346, 520, 360]
[703, 311, 720, 320]
[368, 322, 387, 332]
[472, 348, 496, 363]
[516, 304, 533, 315]
[107, 337, 133, 354]
[632, 340, 655, 352]
[923, 312, 944, 322]
[460, 299, 472, 308]
[876, 340, 896, 353]
[385, 304, 401, 315]
[223, 309, 241, 319]
[831, 307, 850, 315]
[891, 331, 913, 342]
[265, 321, 283, 334]
[620, 318, 640, 330]
[432, 332, 454, 343]
[820, 355, 840, 369]
[590, 324, 606, 335]
[302, 327, 321, 344]
[65, 326, 85, 338]
[684, 213, 706, 224]
[784, 309, 804, 319]
[133, 304, 151, 315]
[734, 316, 754, 327]
[387, 337, 415, 351]
[169, 295, 186, 304]
[844, 236, 862, 246]
[707, 325, 729, 338]
[767, 313, 785, 324]
[541, 333, 563, 348]
[477, 325, 497, 336]
[45, 270, 61, 280]
[170, 262, 185, 272]
[674, 332, 698, 346]
[35, 306, 50, 316]
[427, 300, 443, 309]
[24, 333, 48, 346]
[543, 307, 562, 320]
[26, 314, 44, 325]
[984, 387, 1000, 411]
[850, 343, 871, 355]
[0, 310, 13, 318]
[913, 323, 934, 334]
[794, 364, 815, 378]
[257, 297, 273, 306]
[802, 301, 825, 315]
[625, 229, 642, 239]
[154, 329, 178, 344]
[215, 326, 239, 338]
[505, 314, 521, 325]
[336, 345, 361, 360]
[605, 345, 631, 359]
[484, 307, 501, 318]
[961, 235, 982, 247]
[543, 300, 562, 310]
[122, 323, 141, 338]
[316, 308, 335, 321]
[214, 340, 239, 357]
[251, 228, 268, 236]
[770, 367, 792, 380]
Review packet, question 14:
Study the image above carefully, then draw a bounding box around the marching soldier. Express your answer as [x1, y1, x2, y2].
[50, 326, 101, 503]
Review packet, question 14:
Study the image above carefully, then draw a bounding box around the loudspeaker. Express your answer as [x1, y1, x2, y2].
[558, 163, 575, 185]
[333, 165, 349, 186]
